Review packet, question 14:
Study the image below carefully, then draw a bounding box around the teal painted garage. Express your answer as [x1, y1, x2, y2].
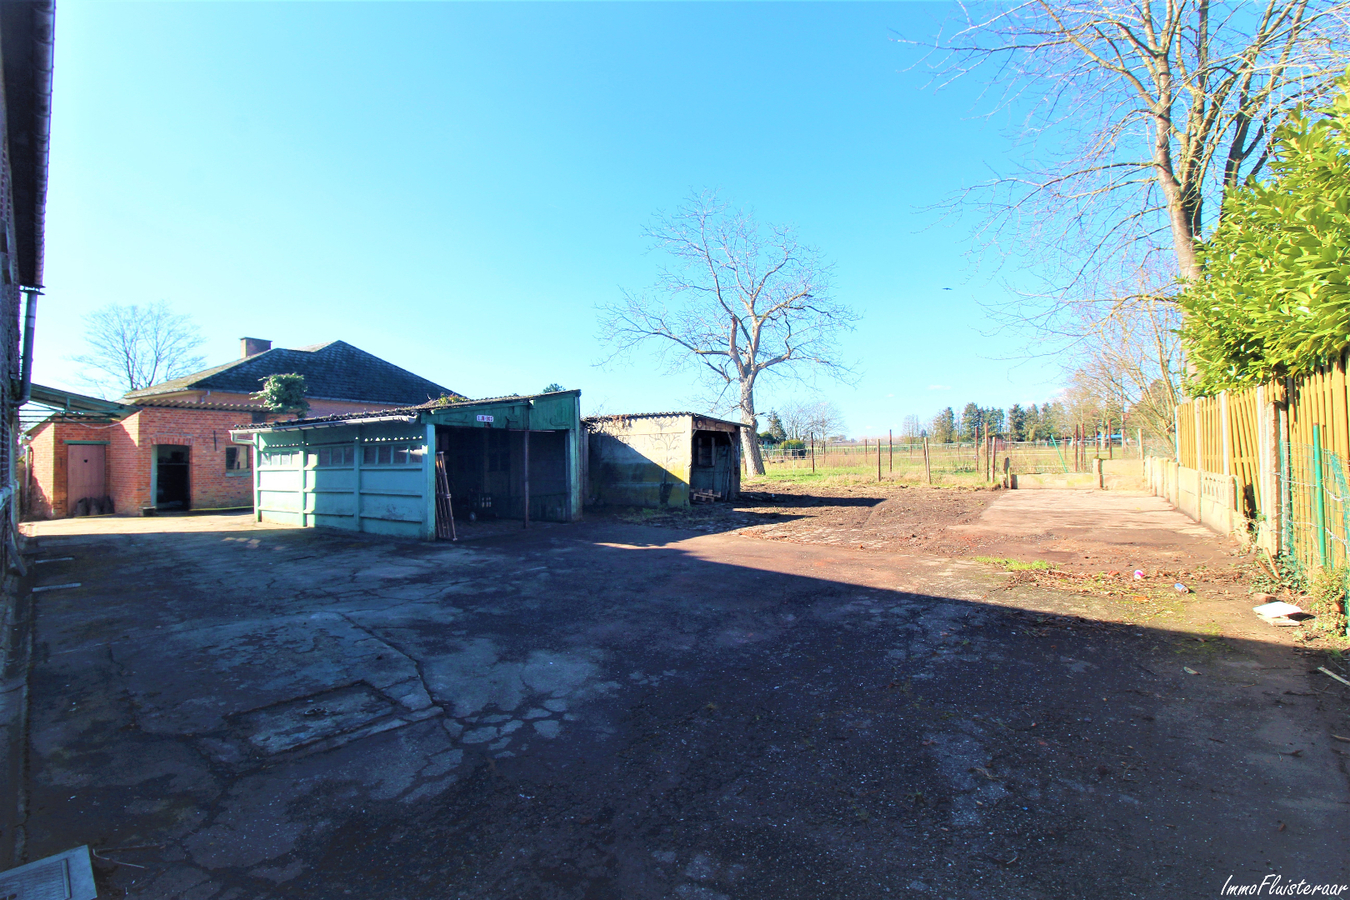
[230, 391, 583, 539]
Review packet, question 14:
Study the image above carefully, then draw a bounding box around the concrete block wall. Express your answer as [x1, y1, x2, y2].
[1145, 456, 1240, 539]
[586, 415, 693, 508]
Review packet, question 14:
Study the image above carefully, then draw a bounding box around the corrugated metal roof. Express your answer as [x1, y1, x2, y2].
[583, 411, 745, 429]
[132, 399, 266, 412]
[233, 389, 580, 432]
[28, 383, 133, 415]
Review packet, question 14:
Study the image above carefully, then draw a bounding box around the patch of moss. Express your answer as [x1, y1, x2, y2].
[973, 556, 1053, 572]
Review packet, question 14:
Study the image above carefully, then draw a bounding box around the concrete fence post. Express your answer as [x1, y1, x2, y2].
[1194, 402, 1203, 472]
[1174, 404, 1181, 466]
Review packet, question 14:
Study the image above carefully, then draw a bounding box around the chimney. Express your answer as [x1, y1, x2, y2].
[240, 337, 272, 359]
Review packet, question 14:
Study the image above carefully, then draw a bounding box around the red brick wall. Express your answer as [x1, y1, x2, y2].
[122, 408, 256, 511]
[25, 423, 55, 518]
[24, 421, 118, 518]
[27, 398, 417, 518]
[109, 411, 149, 515]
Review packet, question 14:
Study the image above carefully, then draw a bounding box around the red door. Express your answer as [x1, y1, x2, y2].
[67, 444, 106, 515]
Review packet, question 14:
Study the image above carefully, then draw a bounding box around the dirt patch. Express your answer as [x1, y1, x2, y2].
[595, 482, 1350, 650]
[593, 480, 996, 550]
[599, 480, 1223, 578]
[738, 482, 996, 553]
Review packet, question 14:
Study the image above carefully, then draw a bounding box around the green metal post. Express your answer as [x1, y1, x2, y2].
[1049, 436, 1068, 473]
[1314, 425, 1328, 569]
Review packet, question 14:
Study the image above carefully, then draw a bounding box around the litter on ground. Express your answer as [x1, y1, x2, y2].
[1252, 600, 1311, 627]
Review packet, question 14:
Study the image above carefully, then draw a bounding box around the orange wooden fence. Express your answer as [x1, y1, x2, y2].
[1167, 348, 1350, 574]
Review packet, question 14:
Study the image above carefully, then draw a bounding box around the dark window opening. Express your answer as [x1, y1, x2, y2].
[225, 446, 252, 471]
[314, 445, 354, 467]
[694, 433, 715, 467]
[437, 425, 570, 523]
[361, 443, 423, 467]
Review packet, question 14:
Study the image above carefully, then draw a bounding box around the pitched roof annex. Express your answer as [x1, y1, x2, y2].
[123, 340, 460, 407]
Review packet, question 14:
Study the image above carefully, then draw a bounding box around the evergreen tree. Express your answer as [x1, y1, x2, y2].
[254, 373, 309, 419]
[1008, 404, 1027, 441]
[767, 411, 786, 442]
[982, 406, 1006, 436]
[959, 402, 982, 441]
[930, 407, 956, 443]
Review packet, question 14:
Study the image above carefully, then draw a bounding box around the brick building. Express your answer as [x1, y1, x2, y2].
[24, 339, 458, 518]
[0, 4, 53, 550]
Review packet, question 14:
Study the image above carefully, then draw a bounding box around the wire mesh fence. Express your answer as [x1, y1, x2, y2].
[1279, 439, 1350, 635]
[1282, 441, 1350, 578]
[759, 436, 1154, 480]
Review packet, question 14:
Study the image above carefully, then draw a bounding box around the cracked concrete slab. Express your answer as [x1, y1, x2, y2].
[9, 510, 1349, 898]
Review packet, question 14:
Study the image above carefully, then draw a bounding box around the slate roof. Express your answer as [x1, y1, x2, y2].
[123, 340, 461, 406]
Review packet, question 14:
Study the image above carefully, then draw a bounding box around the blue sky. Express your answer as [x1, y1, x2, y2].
[38, 1, 1062, 436]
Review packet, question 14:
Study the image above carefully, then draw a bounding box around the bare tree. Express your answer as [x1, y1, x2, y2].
[71, 301, 206, 396]
[778, 401, 813, 442]
[778, 399, 847, 442]
[909, 1, 1349, 394]
[918, 1, 1349, 287]
[812, 402, 848, 441]
[599, 193, 859, 474]
[900, 413, 923, 441]
[1060, 378, 1106, 437]
[1071, 290, 1183, 443]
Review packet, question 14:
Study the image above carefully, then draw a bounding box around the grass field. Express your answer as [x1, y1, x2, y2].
[745, 466, 995, 489]
[756, 438, 1144, 485]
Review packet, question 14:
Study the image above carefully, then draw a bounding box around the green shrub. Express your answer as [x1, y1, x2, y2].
[1179, 73, 1350, 392]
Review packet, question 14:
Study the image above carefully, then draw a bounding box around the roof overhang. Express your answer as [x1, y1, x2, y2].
[231, 390, 583, 440]
[228, 413, 418, 444]
[21, 383, 135, 434]
[1, 1, 54, 288]
[28, 383, 133, 416]
[585, 411, 745, 431]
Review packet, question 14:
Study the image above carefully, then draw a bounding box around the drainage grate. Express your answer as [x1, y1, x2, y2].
[0, 846, 97, 900]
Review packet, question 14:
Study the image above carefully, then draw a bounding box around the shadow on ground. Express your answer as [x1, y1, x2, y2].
[10, 514, 1350, 899]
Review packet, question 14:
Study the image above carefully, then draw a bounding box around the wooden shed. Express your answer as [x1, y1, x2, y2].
[585, 412, 743, 508]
